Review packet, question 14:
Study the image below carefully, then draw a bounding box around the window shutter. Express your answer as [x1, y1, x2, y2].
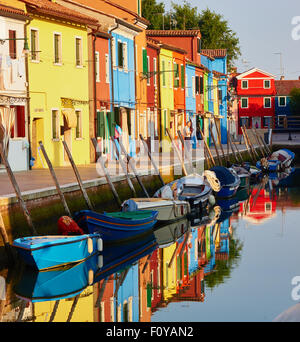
[200, 76, 204, 94]
[9, 30, 16, 59]
[111, 38, 116, 67]
[107, 111, 115, 137]
[162, 60, 166, 86]
[16, 107, 25, 138]
[142, 48, 148, 75]
[97, 111, 105, 138]
[181, 65, 185, 89]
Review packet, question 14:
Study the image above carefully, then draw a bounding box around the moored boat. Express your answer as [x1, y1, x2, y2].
[74, 209, 158, 242]
[121, 198, 190, 222]
[12, 233, 103, 271]
[210, 166, 241, 198]
[231, 165, 251, 188]
[256, 148, 295, 172]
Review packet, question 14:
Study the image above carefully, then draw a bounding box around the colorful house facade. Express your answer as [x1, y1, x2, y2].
[0, 3, 30, 171]
[235, 68, 276, 134]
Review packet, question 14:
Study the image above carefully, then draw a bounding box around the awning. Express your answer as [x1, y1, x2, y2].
[62, 109, 77, 128]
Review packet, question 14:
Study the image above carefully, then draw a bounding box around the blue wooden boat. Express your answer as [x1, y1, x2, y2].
[12, 234, 103, 271]
[210, 166, 240, 198]
[231, 165, 251, 188]
[73, 210, 158, 242]
[14, 231, 157, 303]
[256, 148, 295, 172]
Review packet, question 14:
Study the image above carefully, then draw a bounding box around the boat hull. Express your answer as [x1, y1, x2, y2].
[74, 210, 158, 242]
[12, 234, 102, 271]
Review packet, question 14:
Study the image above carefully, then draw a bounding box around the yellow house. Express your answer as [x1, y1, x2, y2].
[22, 0, 98, 168]
[162, 244, 177, 301]
[159, 47, 174, 152]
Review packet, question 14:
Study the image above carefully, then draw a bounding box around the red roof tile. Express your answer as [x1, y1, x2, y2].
[275, 80, 300, 95]
[20, 0, 98, 25]
[0, 3, 29, 18]
[201, 49, 227, 58]
[146, 29, 201, 37]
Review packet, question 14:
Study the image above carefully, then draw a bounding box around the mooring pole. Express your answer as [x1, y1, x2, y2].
[39, 141, 71, 217]
[62, 141, 93, 210]
[140, 134, 165, 186]
[0, 143, 37, 235]
[91, 138, 122, 206]
[198, 127, 216, 167]
[209, 123, 222, 166]
[166, 128, 188, 176]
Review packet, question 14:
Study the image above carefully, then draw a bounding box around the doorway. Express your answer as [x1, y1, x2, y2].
[252, 117, 261, 129]
[63, 115, 72, 164]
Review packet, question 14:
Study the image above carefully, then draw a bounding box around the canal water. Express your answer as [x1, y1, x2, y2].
[1, 167, 300, 322]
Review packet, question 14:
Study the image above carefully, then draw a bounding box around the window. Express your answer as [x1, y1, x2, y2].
[9, 30, 17, 59]
[95, 51, 100, 82]
[240, 117, 250, 128]
[277, 115, 286, 127]
[52, 110, 60, 140]
[118, 41, 123, 68]
[195, 75, 200, 94]
[241, 80, 248, 89]
[264, 80, 271, 89]
[105, 54, 110, 83]
[75, 110, 82, 139]
[263, 116, 272, 128]
[197, 38, 201, 53]
[162, 60, 166, 87]
[54, 33, 62, 64]
[279, 96, 286, 107]
[241, 98, 248, 108]
[11, 106, 25, 138]
[264, 97, 271, 108]
[174, 63, 179, 88]
[30, 29, 39, 61]
[200, 76, 204, 94]
[75, 37, 82, 67]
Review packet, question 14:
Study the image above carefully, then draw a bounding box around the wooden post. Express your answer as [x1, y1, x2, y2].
[91, 138, 122, 206]
[111, 137, 137, 197]
[0, 143, 37, 235]
[140, 134, 165, 186]
[228, 134, 239, 164]
[62, 141, 93, 210]
[198, 127, 216, 167]
[257, 130, 271, 155]
[232, 137, 244, 163]
[243, 126, 259, 160]
[117, 138, 150, 198]
[39, 141, 72, 217]
[213, 116, 227, 164]
[0, 212, 14, 263]
[166, 128, 188, 176]
[209, 123, 222, 166]
[252, 129, 266, 158]
[177, 130, 195, 173]
[241, 127, 256, 164]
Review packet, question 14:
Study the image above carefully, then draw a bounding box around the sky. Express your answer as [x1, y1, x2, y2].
[162, 0, 300, 79]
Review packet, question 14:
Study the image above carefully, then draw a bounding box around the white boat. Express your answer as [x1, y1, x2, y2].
[122, 198, 190, 222]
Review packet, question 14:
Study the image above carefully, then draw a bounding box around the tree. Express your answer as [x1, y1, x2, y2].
[198, 8, 241, 68]
[142, 0, 165, 30]
[290, 87, 300, 115]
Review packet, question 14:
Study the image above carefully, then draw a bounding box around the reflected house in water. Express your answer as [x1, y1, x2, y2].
[242, 188, 277, 225]
[203, 225, 216, 275]
[148, 249, 163, 313]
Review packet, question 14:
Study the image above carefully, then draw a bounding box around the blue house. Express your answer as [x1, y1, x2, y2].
[275, 78, 300, 128]
[110, 20, 139, 156]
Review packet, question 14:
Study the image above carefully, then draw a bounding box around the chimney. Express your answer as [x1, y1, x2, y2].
[280, 76, 285, 80]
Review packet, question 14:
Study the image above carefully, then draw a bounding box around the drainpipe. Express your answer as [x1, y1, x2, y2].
[24, 18, 32, 170]
[109, 22, 119, 131]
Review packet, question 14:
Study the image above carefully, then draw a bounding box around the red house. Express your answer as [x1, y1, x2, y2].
[235, 68, 276, 134]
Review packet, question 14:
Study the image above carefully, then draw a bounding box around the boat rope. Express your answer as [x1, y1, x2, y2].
[260, 158, 269, 170]
[203, 170, 221, 192]
[210, 206, 222, 226]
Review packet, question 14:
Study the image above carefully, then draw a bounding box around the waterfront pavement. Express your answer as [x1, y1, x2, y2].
[0, 133, 294, 203]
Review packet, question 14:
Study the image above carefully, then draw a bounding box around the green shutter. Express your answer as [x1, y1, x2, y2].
[107, 111, 115, 137]
[162, 60, 166, 86]
[174, 64, 179, 88]
[181, 65, 185, 89]
[143, 49, 148, 75]
[97, 111, 105, 138]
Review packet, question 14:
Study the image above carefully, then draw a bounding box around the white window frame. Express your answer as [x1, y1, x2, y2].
[263, 116, 272, 127]
[241, 97, 248, 109]
[95, 51, 100, 82]
[111, 37, 116, 68]
[30, 28, 39, 62]
[278, 96, 286, 107]
[241, 80, 248, 89]
[264, 97, 272, 108]
[192, 76, 195, 98]
[53, 32, 62, 65]
[277, 114, 286, 127]
[105, 53, 110, 84]
[75, 36, 83, 67]
[264, 80, 271, 89]
[153, 57, 157, 87]
[122, 41, 128, 72]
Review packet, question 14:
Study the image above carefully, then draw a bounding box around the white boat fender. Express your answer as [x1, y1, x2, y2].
[208, 195, 216, 206]
[97, 238, 103, 252]
[87, 238, 93, 254]
[98, 255, 103, 269]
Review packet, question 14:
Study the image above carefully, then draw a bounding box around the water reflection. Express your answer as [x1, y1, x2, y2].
[0, 168, 298, 322]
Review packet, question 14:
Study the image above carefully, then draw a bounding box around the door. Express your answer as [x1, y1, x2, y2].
[252, 117, 261, 129]
[32, 118, 44, 168]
